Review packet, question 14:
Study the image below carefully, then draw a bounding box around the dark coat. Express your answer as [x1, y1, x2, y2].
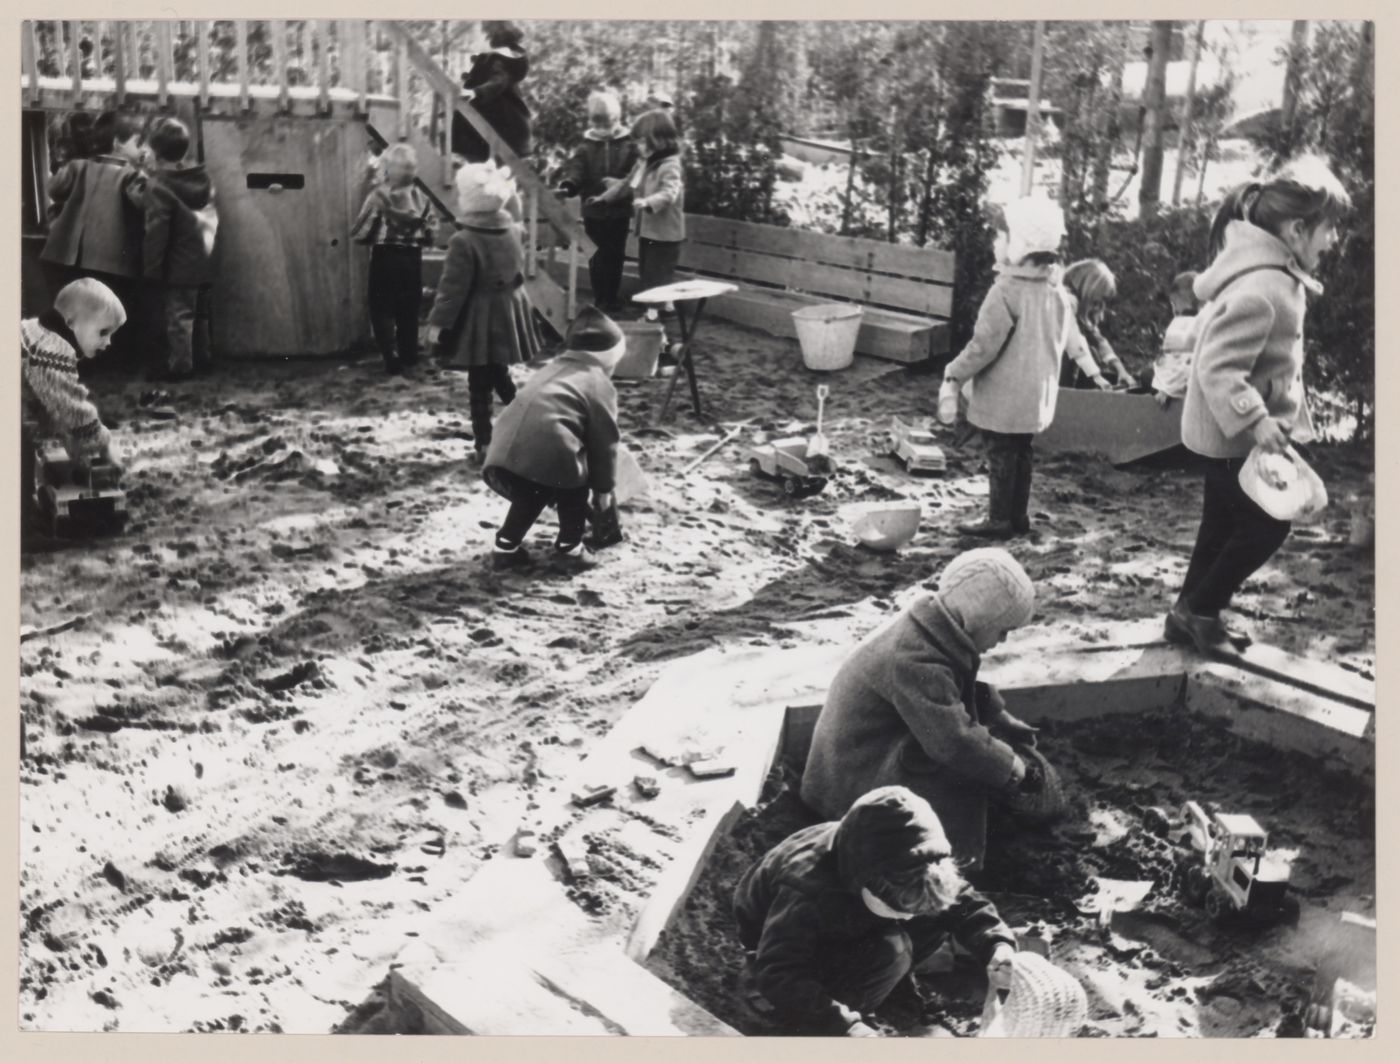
[558, 129, 639, 221]
[427, 220, 541, 369]
[41, 155, 146, 278]
[733, 787, 1015, 1034]
[452, 47, 532, 162]
[483, 351, 620, 494]
[143, 165, 215, 287]
[800, 596, 1022, 869]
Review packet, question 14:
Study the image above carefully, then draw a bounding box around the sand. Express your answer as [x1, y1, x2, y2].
[18, 319, 1374, 1033]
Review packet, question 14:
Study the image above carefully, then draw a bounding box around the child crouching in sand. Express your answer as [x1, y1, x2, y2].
[733, 785, 1018, 1036]
[481, 306, 626, 571]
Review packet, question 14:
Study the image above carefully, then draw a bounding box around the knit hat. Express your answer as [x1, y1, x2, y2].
[833, 786, 952, 892]
[565, 305, 626, 365]
[1003, 194, 1066, 265]
[938, 548, 1035, 644]
[455, 160, 516, 216]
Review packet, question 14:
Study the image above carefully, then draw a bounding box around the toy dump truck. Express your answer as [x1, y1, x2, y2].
[31, 436, 129, 538]
[887, 416, 946, 474]
[1305, 912, 1376, 1037]
[1153, 801, 1298, 926]
[746, 438, 829, 497]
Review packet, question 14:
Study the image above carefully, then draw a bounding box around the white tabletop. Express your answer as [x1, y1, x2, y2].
[632, 279, 739, 304]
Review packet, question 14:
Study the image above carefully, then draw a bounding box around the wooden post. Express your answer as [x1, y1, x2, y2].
[1172, 20, 1206, 206]
[196, 20, 211, 109]
[1020, 20, 1046, 197]
[155, 20, 173, 108]
[69, 20, 84, 103]
[316, 20, 331, 114]
[236, 19, 250, 112]
[526, 187, 539, 279]
[272, 18, 290, 113]
[338, 19, 368, 113]
[567, 240, 580, 322]
[23, 21, 41, 106]
[110, 21, 128, 105]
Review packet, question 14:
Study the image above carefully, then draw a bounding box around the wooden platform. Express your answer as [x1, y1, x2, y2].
[1038, 388, 1186, 465]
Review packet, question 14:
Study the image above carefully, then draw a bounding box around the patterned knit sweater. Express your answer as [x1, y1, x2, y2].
[21, 314, 110, 460]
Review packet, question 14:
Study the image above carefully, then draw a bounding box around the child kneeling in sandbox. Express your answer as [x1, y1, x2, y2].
[733, 785, 1018, 1036]
[481, 305, 627, 571]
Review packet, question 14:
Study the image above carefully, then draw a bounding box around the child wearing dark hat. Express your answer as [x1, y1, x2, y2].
[481, 305, 627, 570]
[733, 785, 1018, 1037]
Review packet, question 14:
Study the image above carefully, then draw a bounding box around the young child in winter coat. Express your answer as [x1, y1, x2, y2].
[21, 279, 127, 495]
[453, 21, 532, 163]
[480, 306, 625, 571]
[427, 161, 541, 456]
[556, 90, 640, 313]
[1167, 156, 1350, 655]
[1151, 271, 1200, 408]
[734, 785, 1018, 1036]
[352, 143, 434, 374]
[802, 548, 1050, 874]
[939, 196, 1102, 539]
[594, 109, 685, 306]
[142, 117, 216, 381]
[1059, 259, 1138, 389]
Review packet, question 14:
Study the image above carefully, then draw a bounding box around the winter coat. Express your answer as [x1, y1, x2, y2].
[427, 219, 541, 369]
[143, 164, 215, 287]
[943, 264, 1092, 434]
[452, 47, 532, 161]
[634, 149, 685, 243]
[350, 184, 434, 248]
[41, 155, 147, 278]
[733, 787, 1016, 1034]
[801, 595, 1023, 868]
[21, 311, 111, 461]
[483, 351, 620, 494]
[1181, 219, 1319, 459]
[558, 127, 639, 222]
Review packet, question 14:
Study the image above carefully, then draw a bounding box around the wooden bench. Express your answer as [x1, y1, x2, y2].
[547, 212, 954, 365]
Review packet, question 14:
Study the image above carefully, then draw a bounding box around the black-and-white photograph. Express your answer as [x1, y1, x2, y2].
[16, 11, 1375, 1039]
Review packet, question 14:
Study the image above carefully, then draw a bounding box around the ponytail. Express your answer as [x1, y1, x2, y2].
[1211, 157, 1351, 260]
[1209, 182, 1261, 262]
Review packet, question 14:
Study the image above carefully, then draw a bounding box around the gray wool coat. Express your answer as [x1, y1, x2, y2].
[800, 595, 1022, 869]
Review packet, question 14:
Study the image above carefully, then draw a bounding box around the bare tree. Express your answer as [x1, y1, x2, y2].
[1138, 19, 1173, 217]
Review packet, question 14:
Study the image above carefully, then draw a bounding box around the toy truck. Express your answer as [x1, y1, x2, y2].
[746, 438, 829, 497]
[888, 417, 946, 474]
[31, 437, 129, 538]
[1305, 912, 1376, 1037]
[1154, 801, 1299, 926]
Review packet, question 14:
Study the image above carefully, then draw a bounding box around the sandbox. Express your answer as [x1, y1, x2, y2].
[373, 622, 1374, 1037]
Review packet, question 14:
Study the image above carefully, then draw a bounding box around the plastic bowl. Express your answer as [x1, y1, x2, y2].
[850, 500, 922, 552]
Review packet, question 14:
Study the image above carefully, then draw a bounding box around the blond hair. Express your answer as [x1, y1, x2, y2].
[587, 90, 621, 121]
[868, 857, 968, 917]
[54, 278, 126, 328]
[381, 142, 418, 170]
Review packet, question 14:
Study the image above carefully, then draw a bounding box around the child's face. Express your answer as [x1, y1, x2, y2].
[972, 624, 1011, 653]
[385, 157, 415, 188]
[1288, 217, 1340, 272]
[69, 311, 121, 359]
[588, 106, 617, 134]
[114, 135, 144, 165]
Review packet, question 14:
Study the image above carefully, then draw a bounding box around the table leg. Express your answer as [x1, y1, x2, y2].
[655, 299, 706, 425]
[681, 300, 707, 416]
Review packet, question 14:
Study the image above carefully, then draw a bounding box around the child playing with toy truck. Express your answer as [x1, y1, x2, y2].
[938, 196, 1103, 539]
[802, 548, 1057, 874]
[480, 305, 626, 571]
[733, 785, 1018, 1036]
[21, 278, 126, 504]
[1151, 270, 1200, 408]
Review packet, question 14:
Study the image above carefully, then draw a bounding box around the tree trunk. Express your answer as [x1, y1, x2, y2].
[1091, 23, 1133, 212]
[1020, 20, 1046, 196]
[1279, 20, 1310, 158]
[1172, 20, 1207, 206]
[1138, 20, 1174, 218]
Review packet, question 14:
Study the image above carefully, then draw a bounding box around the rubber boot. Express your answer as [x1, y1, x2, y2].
[1010, 446, 1034, 536]
[469, 393, 494, 460]
[958, 446, 1016, 539]
[585, 499, 625, 550]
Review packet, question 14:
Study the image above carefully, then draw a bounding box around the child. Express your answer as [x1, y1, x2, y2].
[453, 21, 532, 163]
[1167, 157, 1350, 655]
[733, 785, 1018, 1036]
[21, 279, 126, 498]
[1059, 259, 1139, 389]
[1151, 270, 1200, 408]
[352, 143, 434, 374]
[426, 161, 541, 455]
[939, 195, 1102, 539]
[142, 117, 215, 381]
[802, 548, 1048, 872]
[40, 111, 147, 361]
[556, 90, 640, 314]
[480, 306, 625, 571]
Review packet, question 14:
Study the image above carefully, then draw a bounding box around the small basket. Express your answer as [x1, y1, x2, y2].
[1001, 747, 1068, 825]
[792, 304, 862, 372]
[980, 952, 1089, 1038]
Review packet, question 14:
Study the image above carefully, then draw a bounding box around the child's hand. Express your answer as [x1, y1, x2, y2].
[987, 943, 1016, 992]
[1249, 416, 1292, 454]
[1154, 392, 1172, 409]
[461, 88, 476, 101]
[1093, 374, 1114, 391]
[426, 325, 443, 346]
[601, 176, 624, 190]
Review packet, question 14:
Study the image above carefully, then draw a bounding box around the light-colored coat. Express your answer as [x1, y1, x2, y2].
[943, 264, 1095, 434]
[634, 152, 685, 243]
[1181, 219, 1319, 459]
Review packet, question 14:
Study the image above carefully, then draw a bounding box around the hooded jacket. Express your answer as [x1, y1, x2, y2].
[144, 164, 216, 286]
[558, 127, 639, 222]
[41, 154, 146, 278]
[1181, 219, 1320, 458]
[801, 595, 1023, 867]
[733, 786, 1015, 1034]
[453, 47, 532, 161]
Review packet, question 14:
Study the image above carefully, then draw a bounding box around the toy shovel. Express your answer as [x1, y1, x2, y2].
[807, 384, 830, 461]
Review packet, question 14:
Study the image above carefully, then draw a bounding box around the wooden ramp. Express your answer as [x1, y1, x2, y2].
[1038, 388, 1185, 466]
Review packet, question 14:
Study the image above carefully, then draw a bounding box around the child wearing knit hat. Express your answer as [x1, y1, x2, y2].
[802, 548, 1052, 873]
[481, 305, 628, 571]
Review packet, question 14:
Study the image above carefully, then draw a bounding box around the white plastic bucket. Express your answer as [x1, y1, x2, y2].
[792, 304, 862, 372]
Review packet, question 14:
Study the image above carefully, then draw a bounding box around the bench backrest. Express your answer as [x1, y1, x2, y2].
[626, 213, 955, 321]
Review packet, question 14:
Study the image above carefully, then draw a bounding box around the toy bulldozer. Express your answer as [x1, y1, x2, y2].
[25, 426, 129, 538]
[1150, 801, 1299, 926]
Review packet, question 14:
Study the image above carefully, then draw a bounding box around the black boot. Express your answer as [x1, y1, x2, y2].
[958, 445, 1016, 539]
[585, 499, 625, 549]
[469, 393, 494, 458]
[1010, 446, 1034, 536]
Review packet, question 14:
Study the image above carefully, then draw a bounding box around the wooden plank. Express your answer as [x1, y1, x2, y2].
[196, 20, 211, 108]
[270, 19, 290, 112]
[236, 19, 250, 112]
[69, 20, 83, 102]
[337, 19, 367, 113]
[154, 20, 173, 108]
[315, 20, 330, 114]
[111, 22, 129, 106]
[530, 950, 738, 1035]
[23, 22, 41, 106]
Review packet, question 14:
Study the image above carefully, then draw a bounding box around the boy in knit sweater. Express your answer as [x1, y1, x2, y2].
[21, 280, 126, 501]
